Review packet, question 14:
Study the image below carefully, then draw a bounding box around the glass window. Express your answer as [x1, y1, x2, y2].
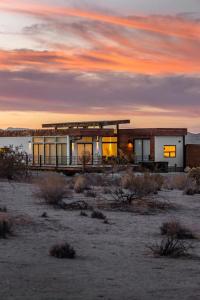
[164, 145, 176, 158]
[78, 137, 93, 143]
[33, 137, 44, 143]
[44, 137, 56, 143]
[102, 137, 117, 143]
[102, 143, 117, 157]
[57, 137, 67, 143]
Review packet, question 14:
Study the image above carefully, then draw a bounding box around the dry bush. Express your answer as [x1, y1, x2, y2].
[152, 174, 164, 190]
[49, 242, 76, 259]
[111, 188, 136, 205]
[160, 221, 196, 239]
[35, 173, 68, 206]
[0, 148, 28, 180]
[149, 236, 191, 257]
[121, 172, 162, 197]
[84, 189, 96, 198]
[164, 174, 188, 190]
[74, 175, 89, 193]
[80, 210, 88, 217]
[0, 214, 13, 238]
[188, 167, 200, 186]
[85, 174, 105, 187]
[103, 187, 112, 194]
[91, 210, 106, 220]
[0, 206, 7, 212]
[145, 199, 173, 211]
[184, 178, 199, 195]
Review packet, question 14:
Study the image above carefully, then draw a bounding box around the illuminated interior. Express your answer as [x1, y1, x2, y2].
[33, 137, 67, 165]
[102, 137, 117, 157]
[163, 145, 176, 158]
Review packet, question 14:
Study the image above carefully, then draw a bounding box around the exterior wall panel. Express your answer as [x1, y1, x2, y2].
[154, 136, 184, 167]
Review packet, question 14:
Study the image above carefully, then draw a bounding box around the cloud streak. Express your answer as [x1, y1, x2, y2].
[1, 1, 200, 39]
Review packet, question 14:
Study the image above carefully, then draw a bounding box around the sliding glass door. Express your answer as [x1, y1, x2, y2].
[134, 139, 150, 163]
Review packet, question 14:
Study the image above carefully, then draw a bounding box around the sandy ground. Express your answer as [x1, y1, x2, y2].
[0, 178, 200, 300]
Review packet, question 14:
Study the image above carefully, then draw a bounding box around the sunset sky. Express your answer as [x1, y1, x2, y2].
[0, 0, 200, 132]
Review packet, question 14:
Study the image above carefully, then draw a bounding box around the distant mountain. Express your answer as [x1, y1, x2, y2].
[6, 127, 30, 131]
[186, 132, 200, 144]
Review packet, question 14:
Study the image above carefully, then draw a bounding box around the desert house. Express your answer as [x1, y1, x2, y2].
[0, 119, 193, 171]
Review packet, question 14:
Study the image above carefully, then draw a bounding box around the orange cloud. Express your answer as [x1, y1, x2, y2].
[1, 2, 200, 39]
[0, 45, 200, 75]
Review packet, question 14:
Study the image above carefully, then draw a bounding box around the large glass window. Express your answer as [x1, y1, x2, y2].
[164, 145, 176, 158]
[102, 143, 117, 157]
[57, 144, 67, 165]
[33, 144, 44, 164]
[102, 137, 118, 157]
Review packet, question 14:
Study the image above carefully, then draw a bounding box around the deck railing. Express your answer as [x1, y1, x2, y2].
[30, 155, 135, 167]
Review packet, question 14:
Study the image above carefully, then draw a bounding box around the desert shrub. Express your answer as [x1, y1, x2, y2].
[184, 166, 191, 173]
[103, 187, 112, 194]
[80, 210, 88, 217]
[184, 177, 199, 195]
[111, 188, 136, 205]
[49, 242, 76, 259]
[188, 167, 200, 186]
[152, 174, 164, 190]
[84, 190, 96, 198]
[149, 236, 191, 257]
[121, 169, 135, 189]
[91, 210, 106, 220]
[146, 199, 173, 211]
[41, 212, 48, 218]
[164, 174, 188, 190]
[121, 172, 161, 197]
[74, 175, 89, 193]
[0, 215, 13, 238]
[85, 174, 105, 187]
[35, 173, 68, 206]
[0, 148, 28, 180]
[160, 221, 196, 239]
[0, 206, 7, 212]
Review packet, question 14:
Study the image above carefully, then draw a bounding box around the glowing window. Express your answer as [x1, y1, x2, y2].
[102, 143, 117, 157]
[102, 137, 117, 143]
[164, 145, 176, 158]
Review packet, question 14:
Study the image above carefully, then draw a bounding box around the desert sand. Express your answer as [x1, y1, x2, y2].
[0, 176, 200, 300]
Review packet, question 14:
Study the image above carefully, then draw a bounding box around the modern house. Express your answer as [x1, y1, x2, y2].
[0, 120, 188, 171]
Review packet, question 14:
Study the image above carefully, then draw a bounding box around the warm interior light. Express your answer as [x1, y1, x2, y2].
[164, 145, 176, 158]
[127, 140, 133, 150]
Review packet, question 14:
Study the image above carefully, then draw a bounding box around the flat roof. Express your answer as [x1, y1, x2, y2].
[42, 120, 130, 129]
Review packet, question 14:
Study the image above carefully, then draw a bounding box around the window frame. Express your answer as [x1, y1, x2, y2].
[163, 145, 176, 158]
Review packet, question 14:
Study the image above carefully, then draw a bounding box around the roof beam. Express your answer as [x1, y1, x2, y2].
[42, 120, 130, 129]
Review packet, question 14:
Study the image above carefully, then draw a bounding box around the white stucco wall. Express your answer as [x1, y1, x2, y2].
[154, 136, 184, 167]
[0, 137, 32, 154]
